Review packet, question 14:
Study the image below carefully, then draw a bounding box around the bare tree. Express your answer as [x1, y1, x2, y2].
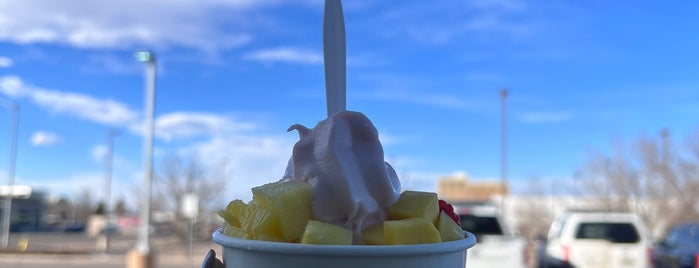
[577, 129, 699, 237]
[153, 153, 227, 223]
[74, 188, 96, 223]
[113, 198, 129, 216]
[513, 177, 556, 239]
[46, 197, 73, 226]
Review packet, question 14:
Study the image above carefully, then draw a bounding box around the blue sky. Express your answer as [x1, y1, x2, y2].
[0, 0, 698, 209]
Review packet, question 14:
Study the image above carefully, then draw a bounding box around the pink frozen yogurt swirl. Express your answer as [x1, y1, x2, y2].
[282, 111, 401, 244]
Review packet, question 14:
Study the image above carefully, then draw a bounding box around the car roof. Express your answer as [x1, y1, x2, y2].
[562, 209, 634, 214]
[453, 203, 500, 216]
[559, 210, 641, 223]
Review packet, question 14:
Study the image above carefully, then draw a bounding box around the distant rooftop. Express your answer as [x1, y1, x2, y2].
[437, 173, 507, 203]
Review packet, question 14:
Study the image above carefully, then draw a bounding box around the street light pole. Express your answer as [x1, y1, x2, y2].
[0, 98, 17, 249]
[102, 128, 119, 252]
[128, 50, 157, 268]
[499, 89, 508, 210]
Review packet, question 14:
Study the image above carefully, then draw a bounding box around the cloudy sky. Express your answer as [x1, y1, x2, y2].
[0, 0, 698, 209]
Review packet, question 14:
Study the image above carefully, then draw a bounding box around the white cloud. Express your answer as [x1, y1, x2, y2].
[517, 111, 573, 123]
[0, 75, 139, 126]
[35, 91, 138, 125]
[179, 134, 297, 201]
[2, 75, 267, 143]
[30, 131, 59, 147]
[242, 48, 323, 65]
[91, 145, 108, 162]
[31, 129, 298, 206]
[0, 73, 324, 205]
[126, 112, 258, 141]
[0, 57, 12, 68]
[0, 0, 303, 51]
[378, 132, 422, 147]
[0, 76, 26, 97]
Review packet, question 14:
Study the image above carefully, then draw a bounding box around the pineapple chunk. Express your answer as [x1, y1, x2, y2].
[384, 218, 441, 245]
[361, 223, 384, 245]
[222, 222, 248, 239]
[300, 220, 352, 245]
[437, 211, 465, 242]
[388, 191, 439, 224]
[251, 180, 313, 242]
[240, 201, 283, 241]
[219, 199, 247, 227]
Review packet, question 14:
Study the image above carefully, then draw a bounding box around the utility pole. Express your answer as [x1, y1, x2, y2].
[100, 128, 119, 253]
[0, 99, 18, 249]
[128, 50, 157, 268]
[500, 89, 508, 211]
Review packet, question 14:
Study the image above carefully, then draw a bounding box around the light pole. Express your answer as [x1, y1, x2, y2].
[0, 98, 17, 249]
[499, 89, 508, 210]
[128, 50, 157, 268]
[102, 128, 119, 252]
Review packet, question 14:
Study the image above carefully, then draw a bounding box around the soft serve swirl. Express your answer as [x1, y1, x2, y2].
[282, 111, 401, 243]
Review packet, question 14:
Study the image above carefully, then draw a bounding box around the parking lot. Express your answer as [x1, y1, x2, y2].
[0, 232, 220, 268]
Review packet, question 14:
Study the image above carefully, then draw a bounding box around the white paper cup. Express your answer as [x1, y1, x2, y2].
[212, 229, 476, 268]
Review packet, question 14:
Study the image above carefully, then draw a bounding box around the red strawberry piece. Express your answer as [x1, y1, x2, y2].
[438, 199, 460, 226]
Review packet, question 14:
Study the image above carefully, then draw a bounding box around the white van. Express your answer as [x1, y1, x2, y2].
[456, 202, 527, 268]
[542, 210, 652, 268]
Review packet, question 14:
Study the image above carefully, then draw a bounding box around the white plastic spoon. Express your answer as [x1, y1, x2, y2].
[323, 0, 346, 117]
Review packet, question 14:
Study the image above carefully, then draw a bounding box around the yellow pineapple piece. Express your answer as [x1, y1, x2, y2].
[361, 223, 384, 245]
[300, 220, 352, 245]
[222, 222, 248, 239]
[251, 180, 313, 242]
[384, 218, 441, 245]
[436, 211, 465, 242]
[240, 201, 283, 241]
[388, 191, 439, 224]
[218, 199, 247, 227]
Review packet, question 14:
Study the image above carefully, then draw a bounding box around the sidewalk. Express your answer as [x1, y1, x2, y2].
[0, 232, 223, 268]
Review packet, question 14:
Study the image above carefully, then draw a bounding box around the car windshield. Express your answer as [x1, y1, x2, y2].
[575, 222, 640, 243]
[460, 214, 503, 236]
[674, 225, 699, 247]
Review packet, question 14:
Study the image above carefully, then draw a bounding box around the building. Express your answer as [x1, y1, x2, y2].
[0, 189, 49, 232]
[437, 172, 507, 202]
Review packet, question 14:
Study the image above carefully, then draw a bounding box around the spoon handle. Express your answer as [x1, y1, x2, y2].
[323, 0, 346, 116]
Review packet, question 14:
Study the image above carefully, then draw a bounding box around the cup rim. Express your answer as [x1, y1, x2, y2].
[212, 228, 476, 256]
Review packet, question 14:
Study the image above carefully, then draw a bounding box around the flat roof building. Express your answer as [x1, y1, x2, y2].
[437, 172, 507, 202]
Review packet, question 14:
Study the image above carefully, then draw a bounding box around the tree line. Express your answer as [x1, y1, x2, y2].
[515, 128, 699, 239]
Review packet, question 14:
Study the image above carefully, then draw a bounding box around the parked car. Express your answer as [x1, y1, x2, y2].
[63, 221, 86, 233]
[455, 202, 527, 268]
[540, 210, 652, 268]
[100, 223, 119, 235]
[652, 222, 699, 268]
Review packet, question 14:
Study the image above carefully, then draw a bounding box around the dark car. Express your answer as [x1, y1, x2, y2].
[653, 222, 699, 268]
[63, 221, 86, 233]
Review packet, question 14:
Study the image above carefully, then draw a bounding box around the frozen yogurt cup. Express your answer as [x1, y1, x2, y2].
[213, 228, 476, 268]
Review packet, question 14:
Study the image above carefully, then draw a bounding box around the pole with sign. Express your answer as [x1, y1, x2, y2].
[182, 193, 198, 268]
[0, 99, 17, 249]
[127, 50, 157, 268]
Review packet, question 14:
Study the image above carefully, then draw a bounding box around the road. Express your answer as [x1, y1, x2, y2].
[0, 232, 222, 268]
